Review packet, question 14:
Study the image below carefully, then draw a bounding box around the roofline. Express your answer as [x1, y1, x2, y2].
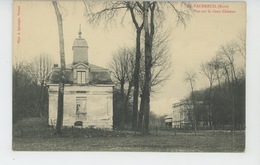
[72, 45, 89, 49]
[46, 83, 115, 87]
[90, 68, 109, 71]
[72, 62, 89, 69]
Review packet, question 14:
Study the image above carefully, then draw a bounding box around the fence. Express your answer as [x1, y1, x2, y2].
[149, 123, 245, 134]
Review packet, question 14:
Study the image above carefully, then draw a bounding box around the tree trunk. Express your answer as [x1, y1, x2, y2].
[120, 80, 125, 129]
[208, 84, 212, 126]
[128, 3, 144, 131]
[138, 92, 145, 131]
[52, 1, 66, 135]
[39, 81, 44, 117]
[124, 80, 133, 128]
[141, 1, 154, 134]
[189, 80, 197, 135]
[223, 64, 235, 134]
[132, 29, 142, 130]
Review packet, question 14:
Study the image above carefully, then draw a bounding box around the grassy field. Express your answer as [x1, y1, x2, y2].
[13, 118, 245, 152]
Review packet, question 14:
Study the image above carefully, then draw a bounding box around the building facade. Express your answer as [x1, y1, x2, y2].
[47, 30, 114, 129]
[171, 101, 191, 128]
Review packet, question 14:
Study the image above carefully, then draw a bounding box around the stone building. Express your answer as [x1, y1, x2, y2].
[171, 101, 190, 128]
[47, 29, 114, 129]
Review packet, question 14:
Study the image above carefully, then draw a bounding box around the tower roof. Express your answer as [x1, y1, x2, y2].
[72, 25, 88, 49]
[72, 38, 88, 48]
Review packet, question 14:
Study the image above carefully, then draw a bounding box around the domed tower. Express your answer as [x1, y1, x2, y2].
[72, 25, 89, 65]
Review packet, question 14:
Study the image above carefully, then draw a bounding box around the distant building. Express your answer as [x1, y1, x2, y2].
[167, 99, 208, 128]
[164, 114, 172, 128]
[47, 29, 114, 129]
[172, 102, 190, 128]
[164, 101, 191, 128]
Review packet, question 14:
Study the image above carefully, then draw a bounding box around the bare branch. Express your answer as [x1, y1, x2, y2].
[167, 2, 193, 28]
[87, 1, 128, 27]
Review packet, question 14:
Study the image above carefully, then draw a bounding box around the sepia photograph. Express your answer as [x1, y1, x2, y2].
[12, 0, 246, 152]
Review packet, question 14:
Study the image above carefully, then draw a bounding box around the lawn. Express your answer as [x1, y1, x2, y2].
[12, 118, 245, 152]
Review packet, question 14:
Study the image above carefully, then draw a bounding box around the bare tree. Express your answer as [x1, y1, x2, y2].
[13, 61, 39, 123]
[140, 1, 192, 134]
[150, 29, 172, 90]
[233, 31, 246, 80]
[110, 43, 171, 130]
[130, 2, 190, 132]
[213, 31, 246, 133]
[126, 2, 145, 131]
[31, 54, 53, 117]
[217, 42, 238, 84]
[109, 47, 135, 129]
[87, 1, 192, 133]
[86, 1, 144, 131]
[138, 28, 173, 131]
[234, 31, 246, 60]
[216, 42, 239, 134]
[140, 1, 154, 134]
[184, 72, 197, 135]
[200, 60, 217, 126]
[52, 1, 66, 135]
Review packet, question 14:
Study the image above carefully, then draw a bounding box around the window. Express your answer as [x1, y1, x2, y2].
[77, 71, 86, 84]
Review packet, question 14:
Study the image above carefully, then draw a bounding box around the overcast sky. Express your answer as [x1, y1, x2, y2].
[13, 1, 246, 116]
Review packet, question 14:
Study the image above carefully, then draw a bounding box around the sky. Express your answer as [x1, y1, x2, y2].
[13, 1, 246, 116]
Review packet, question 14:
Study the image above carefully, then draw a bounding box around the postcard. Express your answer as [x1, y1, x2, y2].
[12, 0, 246, 152]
